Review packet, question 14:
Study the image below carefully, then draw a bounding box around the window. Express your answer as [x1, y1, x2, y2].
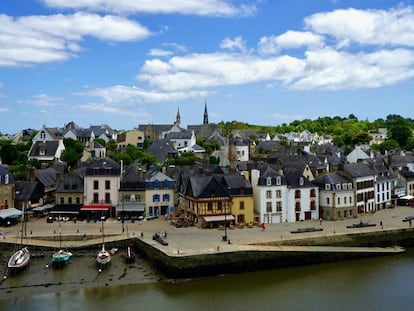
[337, 197, 340, 205]
[344, 197, 347, 204]
[105, 193, 111, 203]
[266, 202, 272, 213]
[4, 174, 9, 184]
[93, 180, 99, 190]
[76, 197, 80, 204]
[93, 193, 99, 203]
[342, 183, 347, 190]
[326, 197, 330, 205]
[266, 177, 272, 186]
[336, 184, 341, 190]
[163, 194, 170, 202]
[153, 194, 160, 202]
[266, 190, 272, 199]
[299, 177, 304, 186]
[310, 200, 316, 210]
[105, 180, 110, 190]
[60, 197, 64, 204]
[208, 202, 212, 211]
[40, 131, 46, 139]
[276, 176, 281, 185]
[325, 184, 331, 191]
[68, 197, 72, 204]
[276, 201, 282, 212]
[310, 189, 316, 197]
[276, 190, 282, 198]
[154, 180, 159, 189]
[348, 183, 353, 190]
[295, 190, 301, 199]
[239, 201, 245, 210]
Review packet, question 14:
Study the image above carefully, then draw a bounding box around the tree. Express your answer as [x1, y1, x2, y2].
[388, 123, 412, 148]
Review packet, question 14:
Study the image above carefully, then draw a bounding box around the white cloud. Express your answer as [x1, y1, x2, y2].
[305, 6, 414, 47]
[42, 0, 257, 17]
[258, 31, 324, 55]
[220, 36, 248, 53]
[137, 53, 305, 91]
[147, 49, 174, 57]
[0, 13, 151, 67]
[18, 94, 66, 106]
[292, 47, 414, 90]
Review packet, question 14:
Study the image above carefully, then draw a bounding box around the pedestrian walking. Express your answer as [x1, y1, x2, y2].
[319, 218, 322, 225]
[261, 223, 266, 231]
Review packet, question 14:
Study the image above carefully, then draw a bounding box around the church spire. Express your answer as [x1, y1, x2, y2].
[175, 107, 180, 126]
[203, 101, 208, 125]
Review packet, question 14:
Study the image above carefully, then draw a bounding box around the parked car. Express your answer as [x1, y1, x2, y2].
[46, 216, 54, 223]
[152, 232, 168, 246]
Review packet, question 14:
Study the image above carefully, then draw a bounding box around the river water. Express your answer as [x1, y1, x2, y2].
[1, 248, 413, 311]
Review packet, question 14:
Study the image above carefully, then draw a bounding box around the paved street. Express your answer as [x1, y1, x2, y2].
[1, 205, 414, 256]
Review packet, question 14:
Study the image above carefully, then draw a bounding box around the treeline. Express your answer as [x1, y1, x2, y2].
[218, 114, 414, 152]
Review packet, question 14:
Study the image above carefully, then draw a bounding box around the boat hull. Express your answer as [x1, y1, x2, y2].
[8, 247, 30, 271]
[96, 245, 111, 270]
[52, 250, 73, 268]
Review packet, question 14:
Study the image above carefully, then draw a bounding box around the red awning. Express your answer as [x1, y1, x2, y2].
[81, 205, 110, 211]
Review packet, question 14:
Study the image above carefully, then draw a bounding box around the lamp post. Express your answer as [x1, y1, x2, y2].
[223, 187, 231, 242]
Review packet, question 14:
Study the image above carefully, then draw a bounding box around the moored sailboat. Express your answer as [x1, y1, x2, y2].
[96, 218, 111, 270]
[7, 203, 30, 273]
[52, 218, 72, 268]
[123, 246, 136, 264]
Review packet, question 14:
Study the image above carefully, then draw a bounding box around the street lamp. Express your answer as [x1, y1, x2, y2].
[223, 187, 231, 242]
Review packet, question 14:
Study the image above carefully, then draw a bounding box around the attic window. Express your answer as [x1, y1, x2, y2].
[325, 184, 331, 191]
[299, 177, 304, 186]
[276, 176, 281, 185]
[266, 177, 272, 186]
[336, 184, 341, 190]
[39, 149, 45, 156]
[348, 183, 353, 190]
[342, 183, 347, 190]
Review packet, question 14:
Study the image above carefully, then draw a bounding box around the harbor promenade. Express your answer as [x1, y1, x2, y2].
[1, 205, 413, 257]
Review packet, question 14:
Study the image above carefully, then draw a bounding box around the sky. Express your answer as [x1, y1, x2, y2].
[1, 0, 414, 134]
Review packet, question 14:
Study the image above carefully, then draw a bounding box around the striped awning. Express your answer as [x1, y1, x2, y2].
[81, 204, 110, 211]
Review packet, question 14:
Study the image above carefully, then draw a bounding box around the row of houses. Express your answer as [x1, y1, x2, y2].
[2, 148, 414, 228]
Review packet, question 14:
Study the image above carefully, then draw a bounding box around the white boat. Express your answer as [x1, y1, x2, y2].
[8, 247, 30, 270]
[96, 244, 111, 269]
[96, 218, 111, 270]
[8, 203, 30, 272]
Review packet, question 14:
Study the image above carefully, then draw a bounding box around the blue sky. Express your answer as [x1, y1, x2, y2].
[1, 0, 414, 134]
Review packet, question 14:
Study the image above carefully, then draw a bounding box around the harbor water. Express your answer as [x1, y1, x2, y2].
[1, 247, 413, 310]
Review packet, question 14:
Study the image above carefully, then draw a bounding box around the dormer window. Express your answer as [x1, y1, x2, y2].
[325, 184, 331, 191]
[299, 177, 304, 186]
[4, 174, 9, 184]
[342, 183, 347, 190]
[40, 131, 46, 140]
[336, 184, 341, 190]
[266, 177, 272, 186]
[276, 176, 281, 186]
[348, 183, 353, 190]
[39, 149, 45, 156]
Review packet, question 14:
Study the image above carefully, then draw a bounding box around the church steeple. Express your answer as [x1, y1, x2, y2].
[175, 107, 181, 126]
[203, 101, 208, 125]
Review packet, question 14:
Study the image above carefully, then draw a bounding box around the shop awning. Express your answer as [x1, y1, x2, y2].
[203, 215, 235, 222]
[115, 202, 145, 212]
[0, 208, 22, 219]
[51, 204, 82, 214]
[32, 204, 55, 212]
[81, 204, 111, 211]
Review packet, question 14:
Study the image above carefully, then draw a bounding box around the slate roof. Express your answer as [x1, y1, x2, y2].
[166, 132, 192, 139]
[15, 181, 44, 202]
[83, 157, 120, 176]
[29, 141, 60, 158]
[343, 163, 376, 178]
[35, 167, 57, 188]
[283, 167, 315, 188]
[313, 173, 351, 189]
[56, 168, 85, 193]
[146, 139, 178, 163]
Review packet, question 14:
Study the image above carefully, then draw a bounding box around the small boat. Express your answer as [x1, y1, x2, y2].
[52, 218, 72, 268]
[124, 246, 136, 264]
[96, 217, 111, 270]
[8, 247, 30, 271]
[346, 222, 376, 228]
[110, 248, 119, 256]
[96, 244, 111, 270]
[290, 227, 324, 234]
[8, 203, 30, 272]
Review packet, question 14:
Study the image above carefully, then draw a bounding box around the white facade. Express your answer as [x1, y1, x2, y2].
[84, 175, 120, 206]
[287, 185, 319, 222]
